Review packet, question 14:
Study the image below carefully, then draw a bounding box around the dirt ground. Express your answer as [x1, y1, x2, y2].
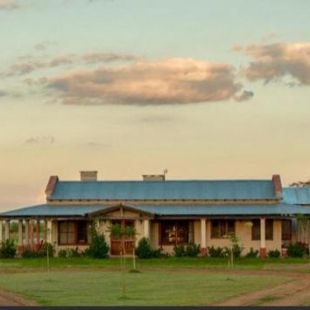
[215, 270, 310, 306]
[0, 289, 37, 306]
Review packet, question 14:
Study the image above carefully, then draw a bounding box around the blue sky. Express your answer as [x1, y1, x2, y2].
[0, 0, 310, 210]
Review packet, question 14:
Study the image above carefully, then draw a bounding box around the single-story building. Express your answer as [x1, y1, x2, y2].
[0, 171, 310, 257]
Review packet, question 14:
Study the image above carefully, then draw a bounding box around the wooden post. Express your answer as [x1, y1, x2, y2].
[36, 219, 40, 244]
[0, 220, 3, 243]
[30, 220, 34, 248]
[18, 219, 23, 246]
[25, 220, 29, 246]
[4, 220, 10, 241]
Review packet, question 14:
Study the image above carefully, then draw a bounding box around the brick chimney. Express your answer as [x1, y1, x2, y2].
[272, 174, 282, 199]
[45, 176, 59, 198]
[80, 171, 98, 181]
[142, 174, 165, 181]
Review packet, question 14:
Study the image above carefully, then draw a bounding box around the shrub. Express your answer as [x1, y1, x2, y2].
[58, 249, 68, 258]
[208, 246, 225, 258]
[287, 242, 308, 258]
[68, 247, 82, 258]
[38, 242, 55, 258]
[174, 245, 186, 257]
[245, 247, 259, 258]
[87, 225, 109, 259]
[268, 249, 281, 258]
[186, 243, 201, 257]
[135, 238, 153, 259]
[21, 249, 39, 258]
[21, 242, 55, 258]
[225, 234, 243, 258]
[0, 240, 16, 258]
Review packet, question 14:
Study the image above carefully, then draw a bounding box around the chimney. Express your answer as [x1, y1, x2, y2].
[80, 171, 98, 181]
[142, 174, 165, 181]
[272, 174, 282, 199]
[45, 176, 59, 198]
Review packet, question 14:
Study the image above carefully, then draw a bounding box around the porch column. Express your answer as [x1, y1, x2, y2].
[4, 220, 10, 241]
[0, 220, 3, 243]
[24, 219, 29, 246]
[143, 219, 150, 239]
[44, 220, 47, 242]
[36, 219, 40, 244]
[29, 220, 34, 247]
[18, 219, 23, 246]
[260, 217, 266, 258]
[200, 218, 207, 255]
[46, 219, 52, 243]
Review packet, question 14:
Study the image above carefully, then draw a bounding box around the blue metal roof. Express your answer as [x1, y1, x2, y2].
[50, 180, 277, 201]
[0, 204, 106, 217]
[1, 203, 309, 217]
[283, 187, 310, 205]
[131, 204, 310, 216]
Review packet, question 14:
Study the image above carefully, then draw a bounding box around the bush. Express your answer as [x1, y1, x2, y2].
[135, 238, 153, 259]
[186, 243, 201, 257]
[58, 249, 68, 258]
[21, 249, 39, 258]
[287, 242, 308, 258]
[68, 247, 82, 258]
[21, 242, 55, 258]
[268, 249, 281, 258]
[87, 225, 109, 259]
[174, 245, 186, 257]
[0, 240, 16, 258]
[245, 247, 259, 258]
[208, 246, 225, 258]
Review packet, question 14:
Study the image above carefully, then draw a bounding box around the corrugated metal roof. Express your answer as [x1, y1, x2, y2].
[1, 203, 309, 217]
[0, 204, 106, 217]
[131, 204, 310, 216]
[50, 180, 277, 201]
[283, 187, 310, 205]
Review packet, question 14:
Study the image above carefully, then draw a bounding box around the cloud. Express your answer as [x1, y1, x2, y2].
[0, 0, 19, 10]
[42, 58, 249, 105]
[5, 52, 139, 76]
[0, 90, 7, 97]
[234, 90, 254, 102]
[82, 52, 140, 64]
[25, 136, 55, 145]
[239, 42, 310, 85]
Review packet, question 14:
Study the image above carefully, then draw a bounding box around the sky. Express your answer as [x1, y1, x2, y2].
[0, 0, 310, 211]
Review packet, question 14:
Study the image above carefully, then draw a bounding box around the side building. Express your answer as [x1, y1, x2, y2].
[0, 171, 310, 257]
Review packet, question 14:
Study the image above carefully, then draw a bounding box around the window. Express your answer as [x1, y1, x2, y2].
[282, 220, 292, 241]
[252, 220, 260, 240]
[251, 219, 273, 241]
[58, 221, 88, 245]
[160, 221, 189, 245]
[211, 220, 235, 239]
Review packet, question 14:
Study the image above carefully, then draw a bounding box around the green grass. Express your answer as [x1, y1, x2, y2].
[0, 269, 287, 306]
[0, 257, 307, 305]
[0, 256, 309, 270]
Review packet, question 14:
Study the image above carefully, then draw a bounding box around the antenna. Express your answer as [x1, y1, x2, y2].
[163, 168, 168, 175]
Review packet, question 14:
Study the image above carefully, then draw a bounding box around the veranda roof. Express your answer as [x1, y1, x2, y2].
[1, 203, 310, 218]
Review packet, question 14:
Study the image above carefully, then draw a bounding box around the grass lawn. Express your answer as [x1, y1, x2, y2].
[0, 257, 307, 306]
[0, 269, 287, 306]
